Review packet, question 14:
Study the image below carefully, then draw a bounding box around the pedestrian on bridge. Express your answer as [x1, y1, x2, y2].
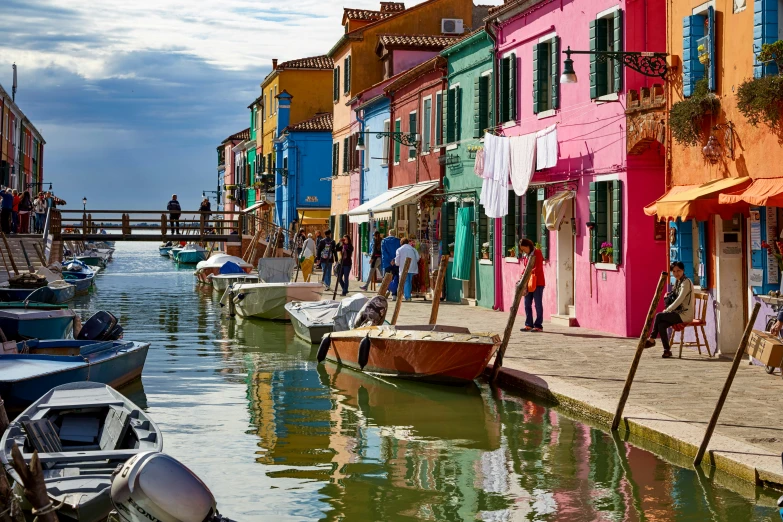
[11, 189, 19, 234]
[34, 193, 46, 234]
[18, 191, 33, 234]
[199, 197, 212, 233]
[167, 194, 182, 235]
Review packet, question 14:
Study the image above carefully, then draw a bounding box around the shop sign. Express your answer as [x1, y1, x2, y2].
[768, 207, 779, 285]
[305, 196, 318, 203]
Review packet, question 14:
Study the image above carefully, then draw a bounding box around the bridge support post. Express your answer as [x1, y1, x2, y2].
[161, 213, 167, 237]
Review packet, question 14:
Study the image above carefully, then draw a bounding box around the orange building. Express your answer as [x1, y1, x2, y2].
[327, 0, 475, 237]
[653, 0, 783, 355]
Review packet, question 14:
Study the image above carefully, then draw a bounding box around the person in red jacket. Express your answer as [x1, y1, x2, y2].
[519, 238, 546, 332]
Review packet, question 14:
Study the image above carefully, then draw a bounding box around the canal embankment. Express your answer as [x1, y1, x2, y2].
[378, 287, 783, 491]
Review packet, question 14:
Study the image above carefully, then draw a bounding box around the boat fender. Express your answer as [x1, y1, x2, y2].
[358, 335, 371, 370]
[317, 335, 331, 363]
[236, 293, 246, 301]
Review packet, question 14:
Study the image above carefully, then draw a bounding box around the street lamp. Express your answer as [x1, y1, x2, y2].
[559, 46, 669, 84]
[82, 197, 87, 211]
[356, 131, 420, 151]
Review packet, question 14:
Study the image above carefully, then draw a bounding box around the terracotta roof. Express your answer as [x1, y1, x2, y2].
[376, 34, 462, 53]
[277, 55, 333, 70]
[224, 128, 250, 143]
[342, 8, 394, 24]
[285, 113, 333, 132]
[383, 56, 446, 94]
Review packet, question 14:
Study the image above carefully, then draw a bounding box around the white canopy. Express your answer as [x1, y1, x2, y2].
[348, 186, 408, 224]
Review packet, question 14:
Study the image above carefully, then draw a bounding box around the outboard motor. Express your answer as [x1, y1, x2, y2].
[78, 311, 124, 341]
[111, 452, 233, 522]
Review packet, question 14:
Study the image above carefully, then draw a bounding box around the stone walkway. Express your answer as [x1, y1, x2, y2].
[324, 279, 783, 489]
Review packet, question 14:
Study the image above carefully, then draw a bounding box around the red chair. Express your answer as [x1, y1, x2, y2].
[672, 293, 711, 358]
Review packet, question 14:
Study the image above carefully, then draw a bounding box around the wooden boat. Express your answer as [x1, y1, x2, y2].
[174, 244, 208, 264]
[209, 272, 258, 292]
[0, 281, 75, 304]
[194, 254, 252, 284]
[0, 339, 150, 410]
[323, 325, 502, 384]
[0, 382, 162, 522]
[225, 282, 323, 320]
[0, 303, 76, 341]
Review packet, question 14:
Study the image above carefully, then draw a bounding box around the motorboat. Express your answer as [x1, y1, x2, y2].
[286, 294, 369, 344]
[75, 248, 110, 268]
[194, 254, 253, 285]
[209, 272, 259, 292]
[62, 260, 97, 296]
[0, 303, 76, 341]
[321, 325, 502, 384]
[0, 339, 150, 411]
[168, 246, 184, 260]
[0, 382, 162, 522]
[173, 244, 208, 264]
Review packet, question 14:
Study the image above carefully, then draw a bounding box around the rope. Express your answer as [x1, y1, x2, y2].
[32, 499, 64, 520]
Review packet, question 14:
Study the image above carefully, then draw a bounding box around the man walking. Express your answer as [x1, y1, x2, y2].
[381, 228, 401, 297]
[316, 229, 336, 290]
[394, 238, 420, 301]
[167, 194, 182, 235]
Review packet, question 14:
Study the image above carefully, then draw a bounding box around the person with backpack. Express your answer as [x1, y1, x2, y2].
[316, 229, 336, 290]
[167, 194, 182, 235]
[644, 261, 695, 358]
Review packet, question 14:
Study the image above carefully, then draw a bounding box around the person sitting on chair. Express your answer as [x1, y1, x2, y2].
[644, 261, 694, 358]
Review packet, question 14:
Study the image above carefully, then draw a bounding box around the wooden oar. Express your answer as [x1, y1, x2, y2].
[0, 233, 18, 276]
[428, 255, 450, 324]
[390, 257, 412, 326]
[490, 253, 536, 383]
[19, 242, 34, 273]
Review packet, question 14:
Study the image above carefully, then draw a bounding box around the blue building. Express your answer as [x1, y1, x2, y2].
[274, 91, 333, 232]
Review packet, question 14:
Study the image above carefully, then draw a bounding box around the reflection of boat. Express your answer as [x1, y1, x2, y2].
[0, 382, 162, 522]
[0, 339, 150, 410]
[0, 303, 76, 340]
[174, 244, 208, 264]
[194, 254, 253, 284]
[227, 282, 323, 320]
[317, 363, 501, 450]
[325, 325, 501, 383]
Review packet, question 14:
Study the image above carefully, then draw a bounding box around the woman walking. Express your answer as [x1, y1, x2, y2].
[18, 191, 33, 234]
[519, 238, 546, 332]
[644, 261, 694, 358]
[336, 234, 354, 296]
[11, 190, 20, 234]
[33, 193, 46, 234]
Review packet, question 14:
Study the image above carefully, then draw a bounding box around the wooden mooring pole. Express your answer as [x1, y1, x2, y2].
[428, 255, 449, 325]
[390, 258, 412, 326]
[611, 271, 668, 431]
[693, 303, 761, 466]
[490, 253, 536, 383]
[377, 272, 393, 297]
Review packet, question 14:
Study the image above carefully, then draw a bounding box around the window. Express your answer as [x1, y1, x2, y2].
[382, 120, 390, 165]
[441, 201, 456, 255]
[274, 86, 278, 113]
[670, 219, 708, 287]
[500, 54, 517, 123]
[519, 188, 549, 260]
[422, 98, 432, 153]
[474, 72, 492, 137]
[435, 91, 443, 146]
[408, 111, 417, 160]
[589, 180, 623, 265]
[755, 0, 783, 76]
[533, 36, 560, 114]
[443, 85, 461, 145]
[332, 142, 339, 177]
[590, 9, 623, 99]
[504, 191, 520, 257]
[343, 137, 349, 173]
[477, 204, 492, 262]
[344, 56, 352, 94]
[263, 95, 267, 121]
[394, 119, 401, 164]
[282, 157, 288, 183]
[333, 66, 340, 102]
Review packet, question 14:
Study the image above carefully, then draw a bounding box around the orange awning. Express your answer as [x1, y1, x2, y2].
[719, 178, 783, 207]
[644, 185, 700, 218]
[644, 177, 752, 221]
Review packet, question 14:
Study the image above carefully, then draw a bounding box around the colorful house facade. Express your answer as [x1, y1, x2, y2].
[483, 0, 667, 337]
[218, 128, 249, 221]
[0, 84, 44, 194]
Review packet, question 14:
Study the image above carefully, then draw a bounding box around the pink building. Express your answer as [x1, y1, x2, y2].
[219, 128, 250, 222]
[487, 0, 667, 337]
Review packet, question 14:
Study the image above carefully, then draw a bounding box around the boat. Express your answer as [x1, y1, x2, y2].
[209, 272, 259, 292]
[0, 303, 76, 341]
[226, 282, 323, 320]
[0, 382, 162, 522]
[159, 245, 173, 256]
[0, 280, 76, 304]
[168, 246, 184, 260]
[322, 325, 502, 384]
[174, 244, 208, 264]
[62, 260, 97, 296]
[286, 294, 369, 344]
[75, 253, 107, 269]
[194, 254, 253, 285]
[0, 339, 150, 411]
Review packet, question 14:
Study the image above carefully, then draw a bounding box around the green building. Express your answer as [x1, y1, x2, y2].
[439, 30, 494, 309]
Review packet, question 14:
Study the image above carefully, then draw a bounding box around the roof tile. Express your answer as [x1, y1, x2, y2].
[286, 113, 333, 132]
[277, 55, 334, 70]
[343, 8, 395, 21]
[377, 34, 463, 51]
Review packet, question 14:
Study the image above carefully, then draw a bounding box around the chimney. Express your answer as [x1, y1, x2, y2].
[275, 90, 293, 136]
[272, 59, 278, 70]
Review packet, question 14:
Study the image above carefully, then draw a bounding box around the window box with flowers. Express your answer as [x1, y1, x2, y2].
[599, 241, 614, 263]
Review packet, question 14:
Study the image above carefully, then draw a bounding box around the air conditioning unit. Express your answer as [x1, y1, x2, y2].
[441, 18, 464, 35]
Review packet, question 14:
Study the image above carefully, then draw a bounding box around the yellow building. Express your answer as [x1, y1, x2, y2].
[258, 56, 334, 226]
[327, 0, 475, 236]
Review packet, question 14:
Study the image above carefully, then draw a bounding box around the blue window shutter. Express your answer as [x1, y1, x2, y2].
[754, 0, 779, 77]
[707, 7, 716, 91]
[697, 221, 708, 287]
[678, 220, 694, 280]
[683, 15, 706, 97]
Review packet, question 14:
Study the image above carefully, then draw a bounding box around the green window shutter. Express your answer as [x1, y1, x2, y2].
[343, 59, 348, 94]
[332, 143, 338, 177]
[408, 112, 417, 159]
[347, 56, 352, 93]
[343, 137, 348, 172]
[473, 75, 481, 138]
[360, 222, 368, 253]
[504, 191, 517, 256]
[329, 215, 336, 234]
[509, 54, 517, 121]
[589, 181, 609, 263]
[455, 86, 462, 141]
[523, 190, 537, 240]
[394, 120, 401, 163]
[612, 180, 623, 265]
[589, 19, 609, 98]
[340, 214, 348, 237]
[478, 75, 490, 137]
[532, 47, 540, 114]
[446, 89, 455, 144]
[535, 44, 549, 113]
[613, 10, 623, 93]
[551, 37, 560, 110]
[441, 90, 448, 145]
[589, 182, 598, 262]
[540, 221, 549, 260]
[333, 67, 340, 101]
[486, 73, 493, 131]
[501, 56, 510, 122]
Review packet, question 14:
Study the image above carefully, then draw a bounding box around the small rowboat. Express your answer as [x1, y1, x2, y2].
[174, 244, 208, 264]
[321, 325, 502, 384]
[159, 245, 173, 256]
[0, 382, 162, 522]
[0, 303, 76, 341]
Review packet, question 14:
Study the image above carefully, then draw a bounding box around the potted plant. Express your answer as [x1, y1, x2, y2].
[227, 194, 236, 201]
[507, 246, 517, 258]
[600, 241, 614, 263]
[481, 242, 490, 259]
[448, 242, 455, 256]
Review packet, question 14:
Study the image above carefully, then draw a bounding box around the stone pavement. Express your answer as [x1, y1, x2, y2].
[324, 279, 783, 489]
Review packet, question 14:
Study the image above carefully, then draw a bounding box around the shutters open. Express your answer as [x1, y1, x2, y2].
[611, 179, 623, 265]
[612, 10, 623, 93]
[683, 15, 706, 96]
[589, 19, 609, 99]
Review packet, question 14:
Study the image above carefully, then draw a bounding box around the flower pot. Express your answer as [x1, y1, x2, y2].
[482, 253, 489, 259]
[601, 253, 610, 263]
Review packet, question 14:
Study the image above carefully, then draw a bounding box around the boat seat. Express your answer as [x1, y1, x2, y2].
[99, 407, 131, 451]
[22, 419, 63, 454]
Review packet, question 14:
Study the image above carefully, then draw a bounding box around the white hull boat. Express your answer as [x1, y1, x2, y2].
[210, 273, 259, 292]
[223, 282, 323, 320]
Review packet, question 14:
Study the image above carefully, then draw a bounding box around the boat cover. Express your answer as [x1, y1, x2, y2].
[219, 261, 245, 275]
[258, 258, 296, 283]
[196, 254, 251, 270]
[334, 293, 370, 332]
[294, 301, 341, 326]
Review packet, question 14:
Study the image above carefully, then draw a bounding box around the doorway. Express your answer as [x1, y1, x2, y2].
[556, 201, 575, 317]
[715, 214, 745, 356]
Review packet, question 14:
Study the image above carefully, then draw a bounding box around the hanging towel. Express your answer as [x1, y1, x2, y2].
[473, 148, 486, 177]
[480, 133, 510, 218]
[481, 133, 497, 179]
[452, 205, 475, 281]
[536, 124, 558, 170]
[509, 134, 537, 196]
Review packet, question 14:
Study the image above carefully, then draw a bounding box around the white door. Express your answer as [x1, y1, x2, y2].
[556, 201, 575, 316]
[715, 214, 745, 356]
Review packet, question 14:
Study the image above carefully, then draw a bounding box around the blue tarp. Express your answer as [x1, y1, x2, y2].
[219, 261, 245, 275]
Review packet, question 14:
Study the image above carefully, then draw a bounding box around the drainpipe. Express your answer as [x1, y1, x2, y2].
[486, 19, 504, 312]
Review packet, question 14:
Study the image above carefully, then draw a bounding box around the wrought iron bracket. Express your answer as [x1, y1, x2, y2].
[563, 47, 668, 79]
[370, 132, 419, 146]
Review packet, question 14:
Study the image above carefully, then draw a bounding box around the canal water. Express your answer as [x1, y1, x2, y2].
[71, 243, 779, 521]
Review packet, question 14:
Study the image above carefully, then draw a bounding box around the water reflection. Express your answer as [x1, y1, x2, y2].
[69, 243, 778, 521]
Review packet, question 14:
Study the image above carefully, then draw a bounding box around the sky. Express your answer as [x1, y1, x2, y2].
[0, 0, 503, 211]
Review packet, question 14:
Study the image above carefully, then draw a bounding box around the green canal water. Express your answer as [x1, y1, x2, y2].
[70, 243, 780, 521]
